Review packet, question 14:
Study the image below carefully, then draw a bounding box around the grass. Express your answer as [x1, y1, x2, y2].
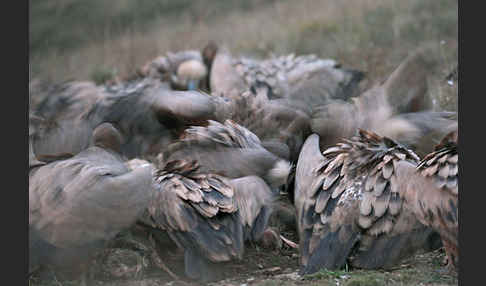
[302, 269, 350, 281]
[30, 0, 458, 109]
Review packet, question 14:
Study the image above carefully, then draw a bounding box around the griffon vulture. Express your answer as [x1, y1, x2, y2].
[395, 129, 458, 270]
[29, 123, 154, 282]
[145, 159, 275, 282]
[294, 130, 442, 275]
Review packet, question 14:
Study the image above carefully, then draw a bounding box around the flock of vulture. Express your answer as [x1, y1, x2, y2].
[29, 42, 459, 285]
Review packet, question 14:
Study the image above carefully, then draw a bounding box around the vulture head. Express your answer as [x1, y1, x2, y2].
[92, 122, 125, 154]
[137, 49, 209, 91]
[175, 59, 208, 90]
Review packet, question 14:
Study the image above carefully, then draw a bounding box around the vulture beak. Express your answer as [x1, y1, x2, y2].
[187, 79, 200, 91]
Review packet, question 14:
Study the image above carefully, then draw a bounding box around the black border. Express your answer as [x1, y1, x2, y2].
[24, 0, 29, 284]
[458, 0, 478, 285]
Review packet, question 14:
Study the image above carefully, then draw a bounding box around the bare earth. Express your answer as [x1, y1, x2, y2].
[29, 227, 458, 286]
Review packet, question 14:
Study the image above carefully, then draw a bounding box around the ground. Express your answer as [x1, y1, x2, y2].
[29, 228, 458, 286]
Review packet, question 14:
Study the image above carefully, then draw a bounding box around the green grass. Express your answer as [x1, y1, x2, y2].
[303, 269, 350, 281]
[90, 66, 118, 85]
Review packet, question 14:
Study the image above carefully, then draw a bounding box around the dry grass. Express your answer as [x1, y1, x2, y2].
[30, 0, 457, 98]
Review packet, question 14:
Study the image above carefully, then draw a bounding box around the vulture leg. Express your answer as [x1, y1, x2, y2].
[350, 228, 441, 269]
[279, 234, 298, 249]
[184, 250, 221, 283]
[442, 239, 459, 272]
[300, 224, 360, 275]
[147, 234, 182, 282]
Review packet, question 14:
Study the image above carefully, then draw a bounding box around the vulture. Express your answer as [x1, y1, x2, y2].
[144, 159, 275, 282]
[206, 44, 364, 104]
[138, 50, 208, 91]
[310, 46, 458, 158]
[395, 129, 459, 270]
[294, 130, 442, 275]
[163, 119, 292, 190]
[29, 123, 155, 283]
[30, 78, 224, 160]
[29, 80, 107, 158]
[201, 43, 365, 162]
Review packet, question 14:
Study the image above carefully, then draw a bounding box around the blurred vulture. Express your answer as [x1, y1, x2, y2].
[216, 84, 313, 162]
[395, 129, 459, 270]
[310, 47, 458, 158]
[164, 119, 292, 190]
[207, 44, 364, 104]
[29, 81, 106, 158]
[202, 43, 365, 162]
[139, 50, 208, 91]
[294, 130, 441, 275]
[30, 78, 224, 159]
[29, 123, 155, 282]
[145, 159, 275, 282]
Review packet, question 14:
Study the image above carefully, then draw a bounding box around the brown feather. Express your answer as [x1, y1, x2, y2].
[365, 174, 378, 192]
[315, 190, 331, 214]
[324, 153, 346, 174]
[382, 162, 394, 179]
[373, 175, 387, 197]
[383, 154, 394, 164]
[449, 164, 458, 176]
[190, 201, 220, 218]
[314, 157, 333, 174]
[372, 186, 391, 218]
[394, 153, 406, 160]
[447, 154, 458, 164]
[438, 164, 450, 179]
[388, 192, 402, 216]
[446, 178, 458, 191]
[434, 176, 447, 189]
[323, 168, 341, 191]
[367, 217, 394, 236]
[358, 215, 374, 229]
[438, 154, 448, 164]
[309, 173, 328, 198]
[422, 162, 439, 177]
[322, 146, 343, 156]
[331, 180, 348, 199]
[360, 192, 373, 216]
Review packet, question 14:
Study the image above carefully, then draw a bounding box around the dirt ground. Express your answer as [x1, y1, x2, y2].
[29, 227, 458, 286]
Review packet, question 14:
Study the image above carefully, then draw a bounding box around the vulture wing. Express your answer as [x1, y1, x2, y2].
[295, 133, 361, 274]
[165, 120, 291, 189]
[29, 146, 154, 278]
[296, 130, 440, 274]
[346, 130, 439, 270]
[148, 159, 242, 281]
[403, 130, 459, 268]
[29, 147, 154, 249]
[229, 175, 276, 242]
